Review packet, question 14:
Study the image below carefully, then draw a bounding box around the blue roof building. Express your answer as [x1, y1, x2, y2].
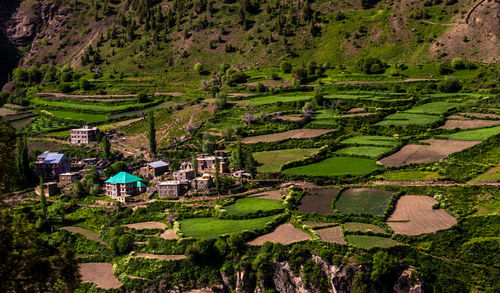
[35, 152, 71, 180]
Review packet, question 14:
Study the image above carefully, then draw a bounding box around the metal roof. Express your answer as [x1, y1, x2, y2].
[147, 161, 169, 168]
[37, 152, 67, 164]
[105, 172, 143, 184]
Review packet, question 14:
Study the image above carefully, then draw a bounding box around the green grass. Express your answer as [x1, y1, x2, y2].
[406, 102, 460, 115]
[470, 167, 500, 182]
[334, 146, 392, 158]
[341, 135, 398, 147]
[254, 148, 321, 173]
[21, 115, 74, 135]
[377, 113, 441, 126]
[281, 157, 382, 176]
[48, 110, 108, 123]
[224, 198, 284, 215]
[179, 216, 277, 238]
[345, 235, 400, 249]
[335, 188, 394, 216]
[313, 109, 335, 119]
[378, 170, 443, 181]
[248, 93, 312, 106]
[439, 125, 500, 141]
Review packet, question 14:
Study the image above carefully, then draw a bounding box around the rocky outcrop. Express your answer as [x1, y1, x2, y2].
[394, 267, 424, 293]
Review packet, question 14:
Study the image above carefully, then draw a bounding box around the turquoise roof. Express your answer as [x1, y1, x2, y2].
[137, 181, 146, 187]
[105, 172, 143, 184]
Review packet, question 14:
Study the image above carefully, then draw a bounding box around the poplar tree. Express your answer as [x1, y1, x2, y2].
[102, 136, 111, 159]
[148, 112, 156, 155]
[16, 136, 29, 187]
[39, 176, 47, 219]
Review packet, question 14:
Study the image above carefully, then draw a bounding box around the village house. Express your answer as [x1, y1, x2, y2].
[35, 182, 59, 197]
[191, 174, 213, 192]
[173, 169, 195, 181]
[105, 172, 146, 202]
[147, 161, 169, 177]
[157, 180, 190, 198]
[196, 155, 229, 174]
[70, 125, 99, 144]
[35, 152, 71, 180]
[59, 172, 80, 185]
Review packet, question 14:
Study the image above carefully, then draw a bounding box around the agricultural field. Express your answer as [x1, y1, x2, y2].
[342, 222, 387, 234]
[61, 226, 108, 245]
[79, 263, 121, 289]
[282, 157, 381, 176]
[315, 226, 346, 244]
[124, 221, 167, 230]
[440, 119, 500, 130]
[334, 146, 392, 158]
[380, 139, 480, 167]
[248, 93, 312, 106]
[378, 171, 443, 181]
[248, 190, 284, 201]
[387, 195, 457, 236]
[406, 102, 459, 115]
[297, 188, 339, 215]
[247, 223, 311, 245]
[376, 113, 441, 126]
[179, 216, 277, 238]
[135, 253, 187, 261]
[340, 135, 399, 147]
[253, 148, 321, 173]
[439, 125, 500, 141]
[21, 115, 75, 135]
[48, 110, 108, 123]
[334, 188, 394, 216]
[345, 235, 400, 250]
[224, 198, 284, 215]
[241, 129, 334, 144]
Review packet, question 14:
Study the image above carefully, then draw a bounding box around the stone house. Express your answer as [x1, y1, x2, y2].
[157, 180, 190, 198]
[35, 152, 71, 180]
[147, 161, 169, 177]
[35, 182, 59, 197]
[173, 169, 195, 181]
[191, 174, 213, 192]
[59, 172, 79, 185]
[105, 172, 146, 199]
[70, 125, 99, 144]
[196, 155, 229, 174]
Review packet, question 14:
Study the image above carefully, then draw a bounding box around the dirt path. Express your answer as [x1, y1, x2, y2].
[135, 253, 187, 261]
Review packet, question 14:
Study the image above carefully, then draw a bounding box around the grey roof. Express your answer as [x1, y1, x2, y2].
[148, 161, 169, 168]
[37, 152, 67, 164]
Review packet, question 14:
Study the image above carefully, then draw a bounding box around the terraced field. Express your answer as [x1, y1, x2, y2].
[247, 223, 311, 245]
[377, 113, 441, 126]
[340, 135, 398, 147]
[335, 188, 394, 216]
[297, 188, 339, 215]
[248, 93, 312, 105]
[254, 148, 321, 173]
[179, 216, 277, 238]
[345, 235, 400, 249]
[282, 157, 381, 176]
[224, 198, 284, 215]
[334, 146, 392, 158]
[439, 125, 500, 141]
[241, 129, 334, 144]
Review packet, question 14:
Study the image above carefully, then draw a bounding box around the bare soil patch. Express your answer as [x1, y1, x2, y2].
[247, 223, 311, 245]
[347, 107, 365, 113]
[135, 253, 187, 261]
[160, 230, 178, 240]
[315, 226, 346, 244]
[241, 129, 334, 144]
[342, 112, 376, 118]
[248, 190, 284, 201]
[79, 263, 121, 289]
[343, 222, 387, 234]
[0, 107, 17, 116]
[228, 92, 254, 97]
[303, 221, 337, 229]
[297, 188, 339, 215]
[460, 112, 500, 119]
[440, 119, 500, 130]
[62, 226, 107, 245]
[387, 195, 457, 236]
[4, 103, 26, 109]
[380, 139, 481, 167]
[124, 221, 167, 230]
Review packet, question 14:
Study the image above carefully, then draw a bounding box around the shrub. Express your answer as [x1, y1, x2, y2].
[61, 72, 73, 82]
[137, 93, 150, 103]
[58, 83, 73, 93]
[80, 79, 91, 91]
[356, 56, 387, 74]
[194, 62, 203, 74]
[438, 63, 454, 75]
[438, 77, 462, 93]
[280, 61, 292, 73]
[451, 58, 465, 70]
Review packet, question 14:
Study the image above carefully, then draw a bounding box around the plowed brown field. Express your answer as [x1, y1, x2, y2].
[241, 129, 334, 144]
[380, 139, 480, 167]
[247, 224, 311, 245]
[316, 226, 346, 244]
[79, 263, 121, 289]
[440, 119, 500, 130]
[124, 221, 167, 230]
[387, 195, 457, 236]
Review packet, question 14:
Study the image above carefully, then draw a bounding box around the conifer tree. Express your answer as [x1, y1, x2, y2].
[16, 136, 29, 187]
[148, 112, 156, 155]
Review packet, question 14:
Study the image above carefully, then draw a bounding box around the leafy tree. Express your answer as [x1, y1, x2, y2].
[230, 138, 244, 170]
[351, 271, 368, 293]
[215, 92, 228, 109]
[0, 210, 80, 292]
[58, 83, 72, 93]
[292, 67, 308, 83]
[280, 61, 292, 73]
[148, 112, 156, 155]
[138, 93, 150, 103]
[371, 251, 399, 281]
[438, 62, 454, 75]
[438, 77, 462, 93]
[356, 56, 387, 74]
[60, 72, 72, 82]
[0, 123, 16, 194]
[104, 161, 128, 178]
[202, 139, 215, 155]
[72, 180, 84, 198]
[313, 85, 324, 106]
[243, 150, 257, 178]
[80, 79, 91, 91]
[117, 234, 134, 254]
[451, 58, 465, 70]
[227, 233, 244, 250]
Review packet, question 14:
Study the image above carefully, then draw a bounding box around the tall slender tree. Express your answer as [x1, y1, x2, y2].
[148, 112, 156, 155]
[191, 156, 198, 176]
[102, 136, 111, 159]
[39, 176, 47, 219]
[16, 136, 29, 187]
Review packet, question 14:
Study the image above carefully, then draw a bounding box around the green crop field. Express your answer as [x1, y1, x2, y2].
[248, 94, 312, 106]
[21, 115, 74, 135]
[254, 148, 321, 173]
[31, 96, 161, 114]
[345, 235, 400, 249]
[179, 216, 277, 239]
[334, 146, 392, 158]
[377, 113, 441, 126]
[48, 110, 108, 123]
[335, 188, 394, 216]
[313, 109, 335, 119]
[406, 102, 460, 115]
[224, 198, 283, 215]
[281, 157, 382, 176]
[439, 125, 500, 141]
[379, 170, 443, 181]
[341, 135, 398, 147]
